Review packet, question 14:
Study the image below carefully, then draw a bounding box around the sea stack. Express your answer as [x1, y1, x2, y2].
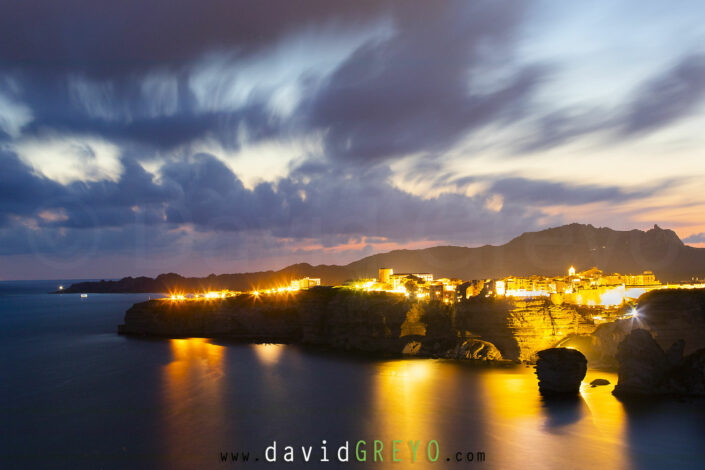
[535, 348, 588, 395]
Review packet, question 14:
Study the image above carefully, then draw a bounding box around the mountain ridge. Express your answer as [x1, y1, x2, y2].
[61, 223, 705, 293]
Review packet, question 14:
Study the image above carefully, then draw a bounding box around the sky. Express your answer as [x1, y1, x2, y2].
[1, 0, 705, 279]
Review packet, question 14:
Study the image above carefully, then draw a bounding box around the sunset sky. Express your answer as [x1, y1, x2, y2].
[1, 0, 705, 279]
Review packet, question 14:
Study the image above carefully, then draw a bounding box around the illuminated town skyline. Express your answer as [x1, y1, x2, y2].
[159, 264, 705, 316]
[2, 0, 705, 279]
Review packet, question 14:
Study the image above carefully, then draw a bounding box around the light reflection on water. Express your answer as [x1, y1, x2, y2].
[253, 343, 285, 366]
[152, 342, 705, 470]
[161, 338, 227, 469]
[373, 360, 439, 453]
[153, 340, 705, 470]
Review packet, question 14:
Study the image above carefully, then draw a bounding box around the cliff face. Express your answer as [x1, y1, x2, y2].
[119, 287, 600, 361]
[119, 288, 705, 365]
[455, 298, 597, 361]
[120, 295, 302, 339]
[297, 289, 411, 353]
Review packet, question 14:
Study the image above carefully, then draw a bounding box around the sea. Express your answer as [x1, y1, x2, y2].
[1, 280, 704, 469]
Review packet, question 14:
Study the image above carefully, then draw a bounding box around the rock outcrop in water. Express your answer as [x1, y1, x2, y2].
[445, 339, 503, 361]
[535, 348, 588, 395]
[613, 329, 705, 397]
[589, 378, 610, 387]
[612, 329, 670, 396]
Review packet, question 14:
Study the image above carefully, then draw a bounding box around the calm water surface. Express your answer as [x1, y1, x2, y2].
[1, 280, 704, 469]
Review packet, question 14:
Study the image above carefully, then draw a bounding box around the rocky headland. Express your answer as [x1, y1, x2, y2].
[120, 286, 705, 365]
[118, 286, 609, 362]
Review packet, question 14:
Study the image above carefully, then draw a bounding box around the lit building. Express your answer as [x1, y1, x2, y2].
[428, 283, 444, 301]
[378, 267, 393, 284]
[290, 277, 321, 290]
[623, 271, 658, 286]
[390, 273, 433, 289]
[495, 280, 505, 296]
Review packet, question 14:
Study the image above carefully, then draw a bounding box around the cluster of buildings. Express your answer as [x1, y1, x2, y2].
[346, 266, 704, 308]
[290, 277, 321, 290]
[349, 268, 465, 303]
[494, 266, 662, 307]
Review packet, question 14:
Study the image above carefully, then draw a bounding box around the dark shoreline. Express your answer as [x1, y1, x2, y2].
[118, 328, 520, 366]
[116, 287, 605, 363]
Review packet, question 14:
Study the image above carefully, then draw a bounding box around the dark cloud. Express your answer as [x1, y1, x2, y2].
[0, 149, 543, 255]
[0, 150, 173, 229]
[514, 107, 612, 153]
[513, 54, 705, 153]
[622, 53, 705, 135]
[304, 0, 544, 162]
[1, 146, 666, 252]
[489, 177, 662, 206]
[0, 1, 397, 151]
[54, 157, 174, 228]
[161, 153, 282, 231]
[0, 150, 64, 226]
[12, 72, 283, 150]
[0, 1, 546, 157]
[159, 153, 544, 243]
[0, 0, 393, 76]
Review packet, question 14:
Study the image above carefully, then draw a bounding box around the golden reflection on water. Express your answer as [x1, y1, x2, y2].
[252, 343, 284, 366]
[580, 370, 628, 443]
[478, 368, 550, 467]
[479, 368, 628, 469]
[157, 341, 633, 469]
[373, 360, 439, 458]
[372, 360, 629, 469]
[161, 338, 226, 469]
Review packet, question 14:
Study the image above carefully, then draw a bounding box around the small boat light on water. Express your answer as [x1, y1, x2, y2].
[58, 285, 64, 291]
[80, 293, 88, 298]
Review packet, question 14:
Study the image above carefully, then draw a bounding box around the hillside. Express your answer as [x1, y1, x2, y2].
[62, 223, 705, 293]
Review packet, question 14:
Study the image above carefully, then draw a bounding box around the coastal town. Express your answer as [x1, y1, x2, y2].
[167, 265, 705, 311]
[340, 266, 705, 307]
